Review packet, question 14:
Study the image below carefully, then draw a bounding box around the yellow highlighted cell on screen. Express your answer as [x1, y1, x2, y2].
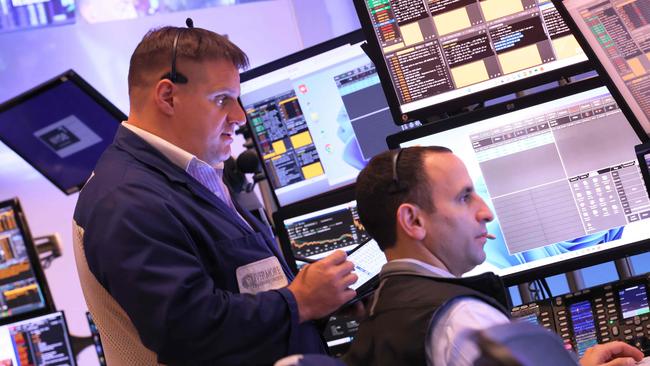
[290, 131, 313, 149]
[480, 0, 524, 22]
[272, 140, 286, 155]
[401, 22, 424, 46]
[302, 162, 324, 179]
[628, 57, 647, 77]
[396, 47, 415, 56]
[623, 72, 636, 81]
[451, 60, 489, 88]
[383, 42, 405, 53]
[498, 44, 542, 74]
[552, 35, 583, 60]
[279, 96, 298, 105]
[433, 7, 471, 36]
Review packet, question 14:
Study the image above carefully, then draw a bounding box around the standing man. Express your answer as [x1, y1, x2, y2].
[343, 146, 644, 366]
[74, 24, 357, 365]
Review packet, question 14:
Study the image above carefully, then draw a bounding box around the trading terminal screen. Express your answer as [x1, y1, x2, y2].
[618, 284, 649, 319]
[560, 0, 650, 133]
[0, 312, 75, 366]
[282, 199, 370, 265]
[357, 0, 587, 119]
[0, 203, 49, 324]
[396, 84, 650, 278]
[0, 0, 75, 33]
[240, 32, 420, 206]
[569, 300, 599, 357]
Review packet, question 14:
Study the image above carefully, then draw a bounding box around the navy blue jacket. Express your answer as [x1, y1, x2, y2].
[74, 126, 326, 365]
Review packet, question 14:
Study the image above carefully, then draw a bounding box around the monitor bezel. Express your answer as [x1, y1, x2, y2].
[636, 141, 650, 200]
[0, 197, 56, 326]
[273, 185, 358, 274]
[240, 30, 374, 208]
[351, 0, 595, 125]
[0, 69, 127, 195]
[387, 76, 650, 286]
[552, 0, 650, 136]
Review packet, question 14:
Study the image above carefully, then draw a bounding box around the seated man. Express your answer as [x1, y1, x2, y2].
[343, 146, 644, 366]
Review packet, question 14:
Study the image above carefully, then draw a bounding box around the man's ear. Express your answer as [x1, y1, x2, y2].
[396, 203, 426, 241]
[154, 80, 175, 116]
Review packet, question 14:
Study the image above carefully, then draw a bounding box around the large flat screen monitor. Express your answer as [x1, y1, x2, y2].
[387, 77, 650, 285]
[554, 0, 650, 134]
[240, 30, 420, 207]
[0, 198, 54, 326]
[0, 70, 124, 195]
[0, 311, 76, 366]
[353, 0, 590, 124]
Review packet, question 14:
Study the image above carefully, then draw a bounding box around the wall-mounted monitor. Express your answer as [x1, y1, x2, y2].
[0, 311, 76, 365]
[0, 70, 124, 195]
[388, 77, 650, 285]
[554, 0, 650, 134]
[352, 0, 590, 124]
[0, 198, 54, 326]
[0, 0, 75, 33]
[240, 30, 420, 207]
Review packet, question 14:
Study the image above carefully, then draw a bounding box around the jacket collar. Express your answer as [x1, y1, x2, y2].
[379, 260, 510, 310]
[113, 126, 261, 235]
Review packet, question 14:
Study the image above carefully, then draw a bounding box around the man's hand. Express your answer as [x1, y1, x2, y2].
[287, 250, 358, 322]
[579, 341, 644, 366]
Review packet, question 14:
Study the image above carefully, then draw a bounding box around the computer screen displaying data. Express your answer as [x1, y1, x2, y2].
[355, 0, 587, 122]
[0, 312, 76, 366]
[240, 31, 420, 206]
[281, 199, 371, 265]
[392, 81, 650, 279]
[0, 70, 123, 195]
[0, 200, 51, 325]
[0, 0, 75, 33]
[558, 0, 650, 134]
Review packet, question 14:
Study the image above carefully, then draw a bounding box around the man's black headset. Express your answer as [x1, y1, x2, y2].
[388, 148, 409, 194]
[160, 18, 194, 84]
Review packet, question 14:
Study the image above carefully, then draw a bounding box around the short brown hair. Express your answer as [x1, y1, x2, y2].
[356, 146, 452, 250]
[128, 26, 249, 97]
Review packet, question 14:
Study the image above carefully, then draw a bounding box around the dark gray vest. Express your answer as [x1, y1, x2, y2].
[342, 262, 509, 366]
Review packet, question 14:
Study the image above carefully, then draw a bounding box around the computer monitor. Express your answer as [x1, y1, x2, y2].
[0, 198, 54, 326]
[387, 77, 650, 285]
[0, 1, 75, 33]
[0, 70, 124, 195]
[352, 0, 590, 124]
[0, 311, 76, 366]
[554, 0, 650, 134]
[240, 30, 420, 207]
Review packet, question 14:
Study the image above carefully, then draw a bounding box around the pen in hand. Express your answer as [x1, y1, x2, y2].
[293, 255, 317, 264]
